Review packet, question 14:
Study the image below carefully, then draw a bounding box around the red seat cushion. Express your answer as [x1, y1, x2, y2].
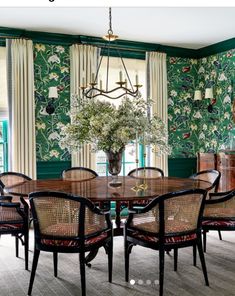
[130, 230, 197, 244]
[41, 232, 108, 248]
[202, 219, 235, 227]
[0, 223, 24, 231]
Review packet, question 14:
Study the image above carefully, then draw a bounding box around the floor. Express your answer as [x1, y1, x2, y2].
[0, 230, 235, 296]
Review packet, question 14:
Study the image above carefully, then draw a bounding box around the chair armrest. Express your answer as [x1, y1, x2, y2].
[206, 190, 235, 204]
[0, 195, 13, 202]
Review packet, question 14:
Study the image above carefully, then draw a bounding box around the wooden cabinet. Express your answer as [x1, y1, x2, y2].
[197, 152, 235, 192]
[197, 153, 216, 171]
[217, 152, 235, 191]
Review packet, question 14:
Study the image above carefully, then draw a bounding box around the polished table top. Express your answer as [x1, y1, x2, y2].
[5, 176, 211, 202]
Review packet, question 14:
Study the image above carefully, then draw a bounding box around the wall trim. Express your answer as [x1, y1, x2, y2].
[0, 26, 234, 58]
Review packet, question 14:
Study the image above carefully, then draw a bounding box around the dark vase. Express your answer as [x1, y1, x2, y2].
[105, 148, 124, 187]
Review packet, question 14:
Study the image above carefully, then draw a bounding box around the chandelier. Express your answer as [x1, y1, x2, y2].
[80, 7, 142, 100]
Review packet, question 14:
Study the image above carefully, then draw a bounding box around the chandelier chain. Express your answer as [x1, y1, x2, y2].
[108, 7, 113, 35]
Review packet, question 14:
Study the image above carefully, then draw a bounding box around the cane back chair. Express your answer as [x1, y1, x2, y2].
[124, 189, 209, 296]
[202, 190, 235, 252]
[0, 194, 29, 270]
[28, 191, 113, 296]
[61, 167, 98, 181]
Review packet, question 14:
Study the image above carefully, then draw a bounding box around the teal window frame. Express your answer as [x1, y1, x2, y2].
[0, 120, 8, 172]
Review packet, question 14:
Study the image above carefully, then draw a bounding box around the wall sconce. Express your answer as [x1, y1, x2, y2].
[46, 87, 58, 115]
[205, 87, 214, 113]
[194, 90, 202, 101]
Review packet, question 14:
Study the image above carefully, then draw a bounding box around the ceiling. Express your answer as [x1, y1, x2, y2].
[0, 7, 234, 49]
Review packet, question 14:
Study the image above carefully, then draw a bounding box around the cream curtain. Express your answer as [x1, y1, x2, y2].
[6, 39, 36, 179]
[70, 44, 100, 169]
[146, 52, 168, 175]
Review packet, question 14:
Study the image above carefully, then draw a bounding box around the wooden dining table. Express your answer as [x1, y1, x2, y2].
[5, 175, 211, 266]
[5, 175, 211, 231]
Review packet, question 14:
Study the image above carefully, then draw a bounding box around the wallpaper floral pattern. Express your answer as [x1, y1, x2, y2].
[34, 43, 70, 161]
[196, 49, 235, 153]
[167, 57, 199, 157]
[33, 42, 235, 161]
[167, 49, 235, 157]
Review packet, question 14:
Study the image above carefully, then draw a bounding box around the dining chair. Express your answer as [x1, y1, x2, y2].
[202, 189, 235, 252]
[0, 172, 32, 194]
[61, 167, 98, 181]
[0, 193, 29, 270]
[189, 169, 222, 240]
[127, 167, 164, 208]
[128, 166, 164, 179]
[28, 191, 113, 296]
[124, 189, 209, 296]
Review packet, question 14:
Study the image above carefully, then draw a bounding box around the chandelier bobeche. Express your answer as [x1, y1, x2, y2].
[80, 7, 142, 100]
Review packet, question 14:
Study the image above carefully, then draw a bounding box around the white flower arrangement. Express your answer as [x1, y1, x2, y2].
[59, 95, 171, 155]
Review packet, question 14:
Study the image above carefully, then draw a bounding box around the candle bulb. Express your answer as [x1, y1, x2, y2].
[135, 74, 139, 85]
[125, 79, 127, 88]
[82, 77, 85, 87]
[119, 71, 123, 82]
[100, 79, 102, 90]
[92, 73, 95, 83]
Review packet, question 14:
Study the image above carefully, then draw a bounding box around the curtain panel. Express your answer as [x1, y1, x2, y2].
[70, 44, 100, 169]
[6, 39, 36, 179]
[146, 52, 168, 176]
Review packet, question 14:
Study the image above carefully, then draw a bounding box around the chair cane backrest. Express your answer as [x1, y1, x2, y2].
[30, 191, 109, 244]
[0, 172, 32, 192]
[128, 167, 164, 179]
[190, 169, 221, 194]
[204, 190, 235, 219]
[62, 167, 98, 181]
[129, 189, 206, 237]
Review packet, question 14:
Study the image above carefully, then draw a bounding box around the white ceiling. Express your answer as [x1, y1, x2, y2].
[0, 7, 234, 49]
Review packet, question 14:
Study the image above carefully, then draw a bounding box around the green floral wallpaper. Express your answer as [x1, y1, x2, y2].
[196, 49, 235, 153]
[34, 42, 235, 161]
[167, 49, 235, 158]
[34, 43, 70, 161]
[167, 57, 199, 158]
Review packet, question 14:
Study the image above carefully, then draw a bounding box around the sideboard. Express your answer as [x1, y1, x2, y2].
[197, 151, 235, 192]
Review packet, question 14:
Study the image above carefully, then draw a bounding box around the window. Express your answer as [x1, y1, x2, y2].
[96, 56, 146, 176]
[0, 47, 8, 172]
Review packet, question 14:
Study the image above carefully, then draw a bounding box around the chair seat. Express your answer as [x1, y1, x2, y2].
[41, 232, 108, 247]
[0, 223, 24, 230]
[130, 230, 197, 244]
[202, 219, 235, 227]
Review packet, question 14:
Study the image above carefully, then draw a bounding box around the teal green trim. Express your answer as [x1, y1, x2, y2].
[80, 35, 197, 58]
[0, 26, 80, 46]
[197, 38, 235, 58]
[168, 157, 197, 178]
[0, 26, 234, 59]
[37, 160, 71, 179]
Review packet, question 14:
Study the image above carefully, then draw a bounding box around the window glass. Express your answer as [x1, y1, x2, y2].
[96, 56, 146, 176]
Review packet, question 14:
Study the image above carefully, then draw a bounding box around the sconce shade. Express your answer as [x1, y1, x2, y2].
[194, 90, 202, 101]
[48, 87, 58, 98]
[205, 88, 213, 99]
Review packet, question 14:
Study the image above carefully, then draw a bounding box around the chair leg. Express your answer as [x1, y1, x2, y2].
[193, 244, 197, 266]
[28, 249, 40, 296]
[107, 240, 113, 283]
[218, 230, 222, 240]
[159, 246, 165, 296]
[15, 236, 19, 258]
[125, 240, 133, 282]
[53, 252, 58, 277]
[79, 252, 86, 296]
[174, 248, 178, 271]
[24, 232, 29, 270]
[203, 230, 207, 253]
[197, 237, 209, 286]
